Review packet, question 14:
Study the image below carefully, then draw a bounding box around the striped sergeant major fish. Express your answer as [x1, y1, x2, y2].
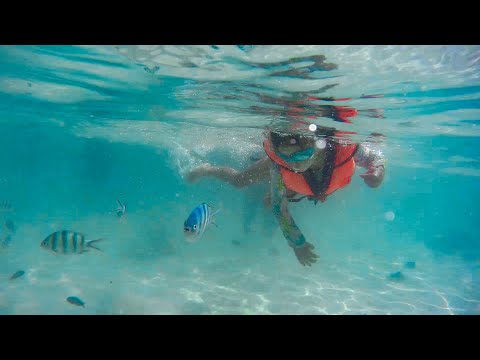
[40, 230, 103, 254]
[113, 198, 126, 217]
[183, 203, 220, 243]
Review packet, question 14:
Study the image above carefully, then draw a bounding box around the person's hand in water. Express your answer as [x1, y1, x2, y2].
[293, 241, 319, 266]
[185, 163, 213, 183]
[359, 165, 384, 188]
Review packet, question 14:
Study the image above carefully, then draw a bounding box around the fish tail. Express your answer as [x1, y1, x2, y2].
[211, 207, 221, 227]
[204, 202, 221, 217]
[87, 238, 104, 252]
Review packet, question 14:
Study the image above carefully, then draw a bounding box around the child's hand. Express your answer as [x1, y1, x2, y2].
[293, 241, 319, 266]
[359, 165, 384, 188]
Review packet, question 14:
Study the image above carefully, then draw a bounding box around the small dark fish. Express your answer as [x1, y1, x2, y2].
[387, 271, 405, 282]
[10, 270, 25, 280]
[40, 230, 103, 254]
[231, 240, 241, 246]
[4, 219, 15, 233]
[113, 198, 126, 218]
[66, 296, 85, 307]
[404, 261, 416, 269]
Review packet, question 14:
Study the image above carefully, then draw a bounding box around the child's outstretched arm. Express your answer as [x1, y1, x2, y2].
[270, 164, 319, 266]
[186, 157, 271, 188]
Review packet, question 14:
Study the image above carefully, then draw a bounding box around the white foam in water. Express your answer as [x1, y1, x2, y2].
[73, 119, 264, 175]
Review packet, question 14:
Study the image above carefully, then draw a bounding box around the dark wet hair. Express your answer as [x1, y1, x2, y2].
[270, 130, 306, 148]
[269, 126, 335, 149]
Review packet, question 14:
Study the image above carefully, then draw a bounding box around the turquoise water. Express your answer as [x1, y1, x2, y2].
[0, 45, 479, 314]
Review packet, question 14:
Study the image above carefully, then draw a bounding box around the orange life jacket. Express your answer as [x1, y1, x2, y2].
[263, 138, 358, 203]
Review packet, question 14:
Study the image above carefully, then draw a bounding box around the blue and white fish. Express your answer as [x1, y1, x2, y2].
[183, 203, 220, 242]
[113, 198, 126, 218]
[40, 230, 103, 254]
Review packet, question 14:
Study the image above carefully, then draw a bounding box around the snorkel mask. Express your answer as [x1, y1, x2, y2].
[269, 130, 316, 164]
[278, 147, 315, 163]
[269, 123, 337, 165]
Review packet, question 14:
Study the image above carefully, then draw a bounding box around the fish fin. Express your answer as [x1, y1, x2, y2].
[116, 198, 124, 208]
[204, 201, 221, 213]
[87, 238, 104, 252]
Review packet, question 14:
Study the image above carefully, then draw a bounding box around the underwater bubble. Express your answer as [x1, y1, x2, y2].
[309, 124, 317, 132]
[315, 139, 326, 149]
[385, 211, 395, 221]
